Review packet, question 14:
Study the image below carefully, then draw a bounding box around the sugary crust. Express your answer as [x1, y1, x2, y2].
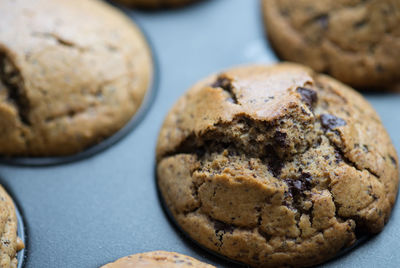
[0, 186, 24, 268]
[101, 251, 215, 268]
[156, 63, 399, 267]
[0, 0, 152, 156]
[261, 0, 400, 88]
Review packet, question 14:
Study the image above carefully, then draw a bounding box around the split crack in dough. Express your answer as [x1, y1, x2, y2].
[156, 63, 399, 267]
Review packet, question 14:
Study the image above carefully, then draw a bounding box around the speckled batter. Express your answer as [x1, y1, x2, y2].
[156, 63, 399, 267]
[0, 186, 24, 268]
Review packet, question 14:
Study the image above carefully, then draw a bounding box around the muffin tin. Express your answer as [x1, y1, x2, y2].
[0, 0, 399, 267]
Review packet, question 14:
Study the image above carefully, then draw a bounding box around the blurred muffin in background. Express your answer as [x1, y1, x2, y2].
[262, 0, 400, 89]
[101, 251, 216, 267]
[0, 185, 24, 268]
[112, 0, 199, 9]
[0, 0, 153, 156]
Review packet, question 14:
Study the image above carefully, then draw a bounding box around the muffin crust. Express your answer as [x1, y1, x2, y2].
[262, 0, 400, 88]
[0, 186, 24, 268]
[0, 0, 152, 156]
[101, 251, 215, 268]
[156, 63, 399, 267]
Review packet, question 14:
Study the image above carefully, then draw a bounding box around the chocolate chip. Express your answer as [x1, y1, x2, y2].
[267, 158, 283, 177]
[362, 145, 369, 153]
[354, 18, 368, 29]
[280, 8, 289, 16]
[194, 147, 205, 157]
[211, 76, 238, 104]
[390, 155, 397, 166]
[274, 131, 287, 147]
[259, 229, 272, 241]
[299, 172, 313, 185]
[375, 64, 384, 73]
[214, 220, 234, 234]
[297, 87, 318, 110]
[286, 173, 313, 195]
[265, 145, 283, 177]
[314, 14, 329, 29]
[284, 190, 293, 199]
[211, 76, 230, 89]
[252, 254, 260, 262]
[334, 150, 343, 164]
[320, 114, 346, 130]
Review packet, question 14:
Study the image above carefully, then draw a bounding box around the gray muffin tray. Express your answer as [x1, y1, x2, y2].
[1, 0, 399, 267]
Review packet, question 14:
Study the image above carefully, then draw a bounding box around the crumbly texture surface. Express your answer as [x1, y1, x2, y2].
[113, 0, 197, 9]
[0, 0, 152, 156]
[101, 251, 215, 268]
[0, 185, 24, 268]
[262, 0, 400, 89]
[156, 63, 399, 267]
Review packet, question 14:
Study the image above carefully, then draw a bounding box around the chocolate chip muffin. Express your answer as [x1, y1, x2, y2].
[261, 0, 400, 89]
[0, 185, 24, 268]
[101, 251, 215, 268]
[156, 63, 399, 267]
[112, 0, 197, 9]
[0, 0, 152, 156]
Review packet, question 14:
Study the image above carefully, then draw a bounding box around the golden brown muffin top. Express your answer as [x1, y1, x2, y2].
[262, 0, 400, 88]
[157, 63, 398, 267]
[101, 251, 215, 268]
[0, 0, 152, 156]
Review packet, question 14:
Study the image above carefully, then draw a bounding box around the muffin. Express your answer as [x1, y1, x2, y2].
[101, 251, 215, 267]
[0, 185, 24, 268]
[0, 0, 152, 156]
[261, 0, 400, 89]
[112, 0, 198, 9]
[156, 63, 399, 267]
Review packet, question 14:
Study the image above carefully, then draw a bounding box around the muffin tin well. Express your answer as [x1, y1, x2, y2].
[0, 0, 398, 267]
[0, 25, 158, 167]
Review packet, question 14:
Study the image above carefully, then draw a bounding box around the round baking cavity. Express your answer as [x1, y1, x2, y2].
[0, 25, 158, 167]
[16, 201, 27, 268]
[154, 63, 398, 267]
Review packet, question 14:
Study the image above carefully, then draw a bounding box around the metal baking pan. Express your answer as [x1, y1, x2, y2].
[0, 0, 399, 267]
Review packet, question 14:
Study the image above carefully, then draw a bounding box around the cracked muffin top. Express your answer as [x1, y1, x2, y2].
[261, 0, 400, 89]
[0, 185, 24, 268]
[101, 251, 215, 268]
[0, 0, 152, 156]
[112, 0, 197, 9]
[156, 63, 399, 267]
